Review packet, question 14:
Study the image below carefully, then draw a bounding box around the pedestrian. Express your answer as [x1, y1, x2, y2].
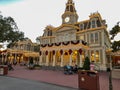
[8, 62, 14, 71]
[13, 59, 17, 66]
[73, 64, 78, 73]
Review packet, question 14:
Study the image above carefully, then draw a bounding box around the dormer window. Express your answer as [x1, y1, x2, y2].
[48, 30, 52, 36]
[80, 24, 84, 30]
[91, 19, 96, 28]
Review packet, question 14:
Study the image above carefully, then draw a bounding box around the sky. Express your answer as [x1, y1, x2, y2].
[0, 0, 120, 42]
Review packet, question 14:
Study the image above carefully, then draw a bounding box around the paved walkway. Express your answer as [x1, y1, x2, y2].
[6, 65, 120, 90]
[0, 76, 77, 90]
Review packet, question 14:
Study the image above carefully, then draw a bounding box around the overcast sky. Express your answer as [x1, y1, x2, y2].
[0, 0, 120, 42]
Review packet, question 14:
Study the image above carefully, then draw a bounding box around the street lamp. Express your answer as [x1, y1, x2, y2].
[109, 53, 113, 90]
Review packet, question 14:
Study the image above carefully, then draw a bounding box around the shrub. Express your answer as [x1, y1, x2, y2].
[83, 56, 90, 70]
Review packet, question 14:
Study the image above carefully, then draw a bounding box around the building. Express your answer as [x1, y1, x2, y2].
[39, 0, 111, 70]
[0, 38, 39, 65]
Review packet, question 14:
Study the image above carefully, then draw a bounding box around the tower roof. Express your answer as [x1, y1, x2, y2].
[65, 0, 76, 13]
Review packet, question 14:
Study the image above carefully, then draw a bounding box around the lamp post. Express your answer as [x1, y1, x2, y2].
[109, 53, 113, 90]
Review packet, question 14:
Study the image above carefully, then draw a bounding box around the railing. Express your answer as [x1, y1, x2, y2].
[41, 40, 87, 47]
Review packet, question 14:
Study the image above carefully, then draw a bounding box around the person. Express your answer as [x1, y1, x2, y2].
[90, 61, 95, 71]
[64, 64, 73, 75]
[8, 62, 14, 70]
[73, 64, 78, 73]
[13, 59, 17, 66]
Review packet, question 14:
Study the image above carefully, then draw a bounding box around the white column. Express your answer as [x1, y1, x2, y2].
[60, 54, 64, 67]
[79, 54, 82, 68]
[102, 49, 106, 65]
[15, 53, 17, 61]
[39, 55, 43, 65]
[52, 54, 56, 67]
[69, 54, 72, 66]
[46, 55, 49, 66]
[45, 51, 49, 66]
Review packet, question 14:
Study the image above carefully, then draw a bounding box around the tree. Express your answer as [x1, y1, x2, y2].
[111, 41, 120, 52]
[109, 22, 120, 52]
[0, 12, 25, 48]
[83, 56, 90, 70]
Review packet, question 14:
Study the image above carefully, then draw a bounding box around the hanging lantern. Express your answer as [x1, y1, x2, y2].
[53, 50, 55, 55]
[78, 49, 82, 55]
[45, 51, 48, 55]
[69, 49, 72, 54]
[60, 49, 63, 55]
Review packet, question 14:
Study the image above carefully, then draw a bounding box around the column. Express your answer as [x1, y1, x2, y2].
[52, 50, 56, 67]
[60, 49, 63, 67]
[102, 49, 106, 66]
[69, 54, 72, 66]
[39, 51, 43, 65]
[78, 49, 82, 68]
[60, 54, 64, 67]
[69, 49, 72, 66]
[45, 51, 49, 66]
[79, 54, 82, 68]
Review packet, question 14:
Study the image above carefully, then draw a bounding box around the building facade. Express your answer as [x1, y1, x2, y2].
[0, 38, 39, 65]
[39, 0, 111, 70]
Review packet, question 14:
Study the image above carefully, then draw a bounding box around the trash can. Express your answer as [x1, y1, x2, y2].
[78, 70, 100, 90]
[0, 65, 8, 75]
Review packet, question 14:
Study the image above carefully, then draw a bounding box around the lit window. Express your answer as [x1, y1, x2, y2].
[91, 51, 94, 61]
[95, 50, 99, 62]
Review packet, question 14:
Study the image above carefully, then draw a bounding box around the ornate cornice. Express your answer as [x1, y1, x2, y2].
[76, 26, 107, 34]
[53, 24, 80, 31]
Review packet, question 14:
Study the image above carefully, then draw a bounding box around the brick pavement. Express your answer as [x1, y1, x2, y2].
[7, 65, 120, 90]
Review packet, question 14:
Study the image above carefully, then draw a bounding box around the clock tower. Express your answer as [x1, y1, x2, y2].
[62, 0, 78, 24]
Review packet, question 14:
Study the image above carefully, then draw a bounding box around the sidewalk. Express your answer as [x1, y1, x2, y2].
[7, 65, 120, 90]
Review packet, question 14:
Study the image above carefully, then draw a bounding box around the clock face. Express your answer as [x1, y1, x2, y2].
[65, 17, 70, 22]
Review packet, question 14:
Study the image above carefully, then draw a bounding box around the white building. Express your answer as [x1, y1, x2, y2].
[39, 0, 111, 70]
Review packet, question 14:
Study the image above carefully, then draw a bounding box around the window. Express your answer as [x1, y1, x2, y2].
[80, 35, 84, 40]
[95, 50, 99, 62]
[90, 32, 99, 44]
[90, 50, 100, 62]
[91, 19, 96, 28]
[90, 33, 94, 43]
[48, 30, 52, 36]
[80, 24, 84, 30]
[95, 32, 99, 43]
[91, 51, 94, 61]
